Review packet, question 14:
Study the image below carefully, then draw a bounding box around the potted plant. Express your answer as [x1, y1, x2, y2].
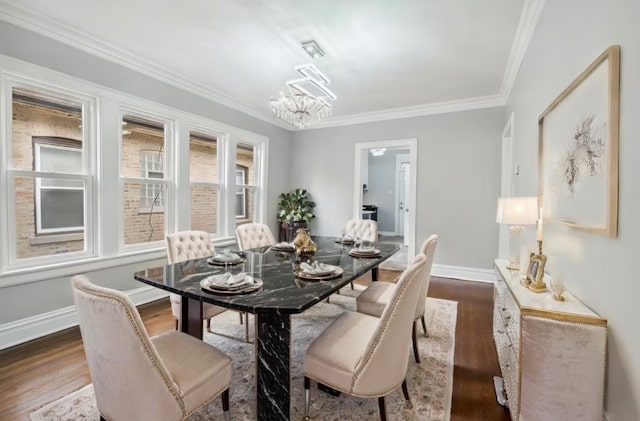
[277, 188, 316, 241]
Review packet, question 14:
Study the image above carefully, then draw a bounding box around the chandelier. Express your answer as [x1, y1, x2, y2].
[269, 89, 332, 129]
[270, 62, 337, 129]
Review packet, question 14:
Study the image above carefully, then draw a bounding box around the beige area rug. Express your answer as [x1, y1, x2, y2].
[30, 289, 456, 421]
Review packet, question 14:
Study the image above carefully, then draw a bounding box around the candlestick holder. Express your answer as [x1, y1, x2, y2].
[527, 240, 547, 293]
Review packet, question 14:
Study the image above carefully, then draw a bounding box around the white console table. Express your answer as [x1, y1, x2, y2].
[493, 260, 607, 421]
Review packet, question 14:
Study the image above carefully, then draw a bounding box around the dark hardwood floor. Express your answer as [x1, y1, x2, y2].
[0, 271, 510, 421]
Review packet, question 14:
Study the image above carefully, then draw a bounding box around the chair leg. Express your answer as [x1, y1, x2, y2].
[412, 320, 421, 363]
[378, 396, 387, 421]
[206, 318, 212, 333]
[239, 312, 244, 324]
[304, 376, 311, 419]
[221, 388, 230, 421]
[421, 315, 428, 337]
[401, 379, 411, 402]
[244, 312, 250, 343]
[350, 281, 354, 289]
[174, 319, 179, 331]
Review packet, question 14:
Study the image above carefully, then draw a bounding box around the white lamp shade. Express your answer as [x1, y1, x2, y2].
[496, 196, 538, 225]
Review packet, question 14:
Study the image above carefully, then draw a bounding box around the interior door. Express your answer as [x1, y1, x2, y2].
[396, 154, 410, 247]
[402, 162, 410, 246]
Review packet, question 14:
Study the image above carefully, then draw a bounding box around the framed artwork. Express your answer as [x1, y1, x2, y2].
[538, 45, 620, 237]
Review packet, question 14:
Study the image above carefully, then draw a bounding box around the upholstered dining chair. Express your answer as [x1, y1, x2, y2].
[343, 218, 379, 288]
[166, 230, 249, 343]
[235, 222, 276, 251]
[303, 254, 427, 421]
[71, 275, 233, 421]
[344, 218, 378, 243]
[356, 234, 439, 363]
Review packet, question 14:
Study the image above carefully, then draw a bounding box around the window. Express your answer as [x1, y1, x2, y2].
[33, 138, 84, 234]
[120, 114, 169, 247]
[0, 62, 268, 281]
[5, 85, 94, 264]
[189, 130, 218, 234]
[235, 166, 248, 219]
[235, 142, 256, 225]
[140, 150, 164, 209]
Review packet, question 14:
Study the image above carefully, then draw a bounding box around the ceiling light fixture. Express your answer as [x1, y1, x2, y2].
[370, 148, 386, 156]
[270, 63, 336, 129]
[301, 40, 325, 59]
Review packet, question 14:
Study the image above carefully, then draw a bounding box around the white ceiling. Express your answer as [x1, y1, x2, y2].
[0, 0, 543, 130]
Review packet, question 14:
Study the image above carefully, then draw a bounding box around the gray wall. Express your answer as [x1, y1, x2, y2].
[365, 149, 408, 233]
[0, 21, 292, 322]
[291, 107, 504, 269]
[506, 1, 640, 419]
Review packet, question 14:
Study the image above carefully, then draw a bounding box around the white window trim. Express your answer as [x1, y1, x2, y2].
[118, 105, 175, 253]
[0, 54, 269, 286]
[1, 73, 97, 272]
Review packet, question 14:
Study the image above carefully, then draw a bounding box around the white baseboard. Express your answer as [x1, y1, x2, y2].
[431, 264, 495, 283]
[0, 286, 169, 350]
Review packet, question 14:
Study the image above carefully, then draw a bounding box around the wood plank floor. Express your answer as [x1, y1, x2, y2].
[0, 272, 511, 421]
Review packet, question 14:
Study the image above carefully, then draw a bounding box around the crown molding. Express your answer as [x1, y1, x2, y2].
[0, 0, 544, 132]
[305, 94, 505, 129]
[0, 1, 292, 130]
[499, 0, 546, 100]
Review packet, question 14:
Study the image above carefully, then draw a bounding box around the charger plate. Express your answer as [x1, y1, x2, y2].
[207, 255, 245, 266]
[295, 266, 344, 281]
[200, 276, 263, 295]
[349, 248, 381, 257]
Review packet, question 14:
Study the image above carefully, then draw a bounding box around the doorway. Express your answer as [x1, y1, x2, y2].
[354, 139, 417, 269]
[395, 154, 410, 246]
[499, 113, 514, 260]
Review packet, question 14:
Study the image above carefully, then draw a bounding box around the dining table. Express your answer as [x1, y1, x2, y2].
[133, 236, 399, 421]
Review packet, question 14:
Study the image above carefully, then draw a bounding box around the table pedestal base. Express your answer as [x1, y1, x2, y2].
[256, 313, 291, 421]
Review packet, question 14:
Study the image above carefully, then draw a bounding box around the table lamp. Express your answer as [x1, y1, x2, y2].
[496, 196, 538, 270]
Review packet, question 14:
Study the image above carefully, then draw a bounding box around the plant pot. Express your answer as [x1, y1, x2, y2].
[280, 221, 308, 242]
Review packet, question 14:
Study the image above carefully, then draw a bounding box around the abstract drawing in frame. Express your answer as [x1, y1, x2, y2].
[538, 45, 620, 237]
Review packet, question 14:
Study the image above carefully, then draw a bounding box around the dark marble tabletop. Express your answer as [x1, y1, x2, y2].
[134, 236, 399, 314]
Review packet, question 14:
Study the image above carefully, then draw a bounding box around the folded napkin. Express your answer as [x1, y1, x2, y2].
[300, 261, 335, 275]
[273, 241, 294, 249]
[210, 272, 253, 288]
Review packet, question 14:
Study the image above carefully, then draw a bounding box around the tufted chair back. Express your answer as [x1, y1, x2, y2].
[415, 234, 438, 320]
[165, 230, 215, 264]
[344, 219, 378, 242]
[352, 253, 426, 395]
[165, 231, 217, 323]
[72, 274, 233, 420]
[235, 223, 276, 251]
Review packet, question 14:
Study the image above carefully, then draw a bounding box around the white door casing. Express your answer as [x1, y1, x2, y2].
[499, 113, 515, 260]
[354, 139, 417, 261]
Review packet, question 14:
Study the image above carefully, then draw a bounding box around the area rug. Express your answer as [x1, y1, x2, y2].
[30, 290, 456, 421]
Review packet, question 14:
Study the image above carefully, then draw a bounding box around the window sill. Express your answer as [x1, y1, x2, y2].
[30, 233, 84, 245]
[0, 235, 239, 288]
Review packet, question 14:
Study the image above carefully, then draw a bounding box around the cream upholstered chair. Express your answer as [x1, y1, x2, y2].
[356, 234, 438, 363]
[235, 222, 276, 250]
[71, 275, 232, 421]
[303, 254, 427, 421]
[166, 231, 249, 342]
[344, 218, 378, 243]
[343, 219, 379, 288]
